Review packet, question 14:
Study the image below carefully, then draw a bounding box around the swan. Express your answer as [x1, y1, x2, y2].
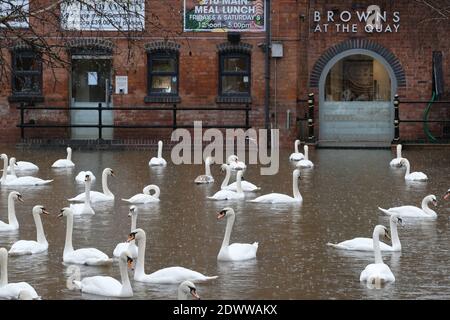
[178, 280, 200, 300]
[327, 214, 402, 251]
[389, 144, 403, 167]
[59, 207, 112, 266]
[289, 140, 304, 161]
[122, 185, 160, 204]
[220, 164, 260, 192]
[0, 191, 23, 231]
[69, 174, 95, 215]
[378, 194, 437, 219]
[445, 189, 450, 200]
[194, 156, 214, 184]
[217, 207, 258, 261]
[249, 169, 302, 203]
[360, 225, 395, 285]
[149, 140, 167, 166]
[400, 158, 428, 181]
[6, 159, 38, 172]
[296, 145, 314, 168]
[9, 205, 49, 255]
[0, 248, 40, 299]
[72, 250, 134, 298]
[68, 168, 115, 202]
[113, 206, 139, 259]
[2, 158, 53, 186]
[127, 228, 218, 284]
[208, 170, 245, 200]
[75, 171, 96, 183]
[227, 155, 247, 170]
[0, 154, 17, 184]
[52, 147, 75, 168]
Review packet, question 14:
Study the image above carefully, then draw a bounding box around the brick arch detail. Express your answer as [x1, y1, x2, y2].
[309, 39, 406, 87]
[217, 42, 253, 54]
[145, 40, 181, 53]
[66, 38, 115, 53]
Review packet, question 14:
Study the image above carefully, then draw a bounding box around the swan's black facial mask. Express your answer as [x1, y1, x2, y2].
[127, 232, 137, 242]
[17, 194, 24, 202]
[127, 256, 134, 269]
[41, 207, 49, 215]
[58, 209, 65, 218]
[189, 287, 200, 299]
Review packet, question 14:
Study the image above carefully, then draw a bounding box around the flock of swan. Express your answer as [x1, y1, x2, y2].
[0, 141, 448, 299]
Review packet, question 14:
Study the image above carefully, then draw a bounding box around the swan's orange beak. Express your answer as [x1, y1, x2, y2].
[127, 233, 136, 242]
[42, 208, 49, 215]
[17, 195, 24, 202]
[217, 211, 226, 220]
[445, 192, 450, 201]
[190, 289, 200, 300]
[432, 199, 438, 206]
[127, 257, 134, 270]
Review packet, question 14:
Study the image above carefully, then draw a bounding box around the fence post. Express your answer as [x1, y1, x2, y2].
[173, 104, 177, 130]
[307, 93, 315, 142]
[393, 94, 400, 142]
[98, 102, 103, 140]
[20, 103, 25, 140]
[245, 104, 250, 129]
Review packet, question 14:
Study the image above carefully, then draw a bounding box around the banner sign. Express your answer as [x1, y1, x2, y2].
[60, 0, 145, 31]
[184, 0, 265, 32]
[0, 0, 29, 28]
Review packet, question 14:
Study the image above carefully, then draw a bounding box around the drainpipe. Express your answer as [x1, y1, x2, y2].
[264, 0, 271, 143]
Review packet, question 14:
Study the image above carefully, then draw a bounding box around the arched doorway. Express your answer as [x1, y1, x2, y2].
[318, 49, 397, 146]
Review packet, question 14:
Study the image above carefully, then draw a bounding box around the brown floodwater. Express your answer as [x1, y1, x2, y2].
[0, 144, 449, 300]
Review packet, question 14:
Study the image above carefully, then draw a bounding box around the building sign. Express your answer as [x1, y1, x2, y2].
[115, 76, 128, 94]
[313, 5, 400, 33]
[60, 0, 145, 31]
[0, 0, 29, 28]
[184, 0, 265, 32]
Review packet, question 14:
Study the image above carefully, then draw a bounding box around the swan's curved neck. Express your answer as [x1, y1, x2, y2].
[177, 288, 187, 300]
[205, 159, 212, 176]
[421, 198, 435, 215]
[9, 160, 16, 178]
[0, 252, 7, 286]
[102, 171, 113, 197]
[1, 156, 7, 183]
[373, 229, 383, 264]
[236, 172, 243, 194]
[222, 214, 235, 248]
[304, 147, 309, 161]
[221, 166, 231, 189]
[7, 194, 19, 228]
[119, 257, 132, 296]
[403, 159, 411, 176]
[64, 214, 74, 254]
[292, 174, 301, 200]
[151, 186, 160, 199]
[396, 145, 402, 158]
[157, 142, 163, 158]
[131, 215, 137, 231]
[136, 235, 147, 278]
[33, 213, 47, 245]
[85, 180, 92, 204]
[294, 141, 299, 153]
[389, 219, 401, 251]
[67, 149, 72, 161]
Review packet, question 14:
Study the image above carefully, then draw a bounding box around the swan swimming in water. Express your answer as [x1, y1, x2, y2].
[0, 191, 23, 231]
[0, 248, 40, 299]
[149, 141, 167, 166]
[59, 207, 112, 266]
[68, 168, 115, 202]
[360, 225, 395, 285]
[327, 214, 402, 251]
[113, 206, 139, 259]
[378, 195, 437, 219]
[72, 250, 134, 298]
[6, 158, 38, 172]
[178, 281, 200, 300]
[0, 154, 17, 184]
[289, 140, 304, 161]
[70, 174, 95, 215]
[9, 206, 49, 255]
[389, 144, 403, 167]
[217, 207, 258, 261]
[220, 164, 260, 192]
[400, 158, 428, 181]
[127, 228, 218, 284]
[122, 185, 160, 204]
[227, 155, 246, 170]
[296, 145, 314, 168]
[208, 170, 245, 200]
[2, 158, 53, 186]
[249, 169, 302, 203]
[75, 171, 96, 183]
[194, 156, 214, 184]
[51, 147, 75, 168]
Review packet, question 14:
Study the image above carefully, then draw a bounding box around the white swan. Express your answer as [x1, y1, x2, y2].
[51, 147, 75, 168]
[2, 158, 53, 186]
[327, 214, 402, 251]
[72, 250, 134, 298]
[75, 171, 96, 183]
[128, 228, 218, 284]
[208, 170, 244, 200]
[178, 280, 200, 300]
[113, 206, 139, 259]
[194, 156, 214, 184]
[400, 158, 428, 181]
[0, 154, 17, 184]
[250, 169, 302, 203]
[217, 207, 258, 261]
[59, 207, 112, 266]
[70, 174, 95, 215]
[149, 141, 167, 166]
[389, 144, 403, 167]
[296, 145, 314, 168]
[378, 194, 437, 219]
[227, 155, 247, 170]
[0, 191, 23, 231]
[9, 205, 49, 255]
[0, 248, 40, 299]
[122, 185, 160, 204]
[360, 225, 395, 285]
[289, 140, 304, 161]
[68, 168, 115, 202]
[220, 164, 260, 192]
[6, 159, 38, 172]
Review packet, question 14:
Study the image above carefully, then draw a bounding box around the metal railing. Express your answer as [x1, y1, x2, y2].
[16, 103, 251, 140]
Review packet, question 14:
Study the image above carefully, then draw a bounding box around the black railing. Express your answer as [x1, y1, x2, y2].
[17, 103, 251, 140]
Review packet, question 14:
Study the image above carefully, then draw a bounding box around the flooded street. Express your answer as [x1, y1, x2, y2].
[0, 145, 449, 300]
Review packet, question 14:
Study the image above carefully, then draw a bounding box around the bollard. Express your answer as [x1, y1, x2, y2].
[307, 93, 315, 141]
[393, 94, 399, 142]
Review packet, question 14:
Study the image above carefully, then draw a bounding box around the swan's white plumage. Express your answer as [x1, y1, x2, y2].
[0, 191, 22, 232]
[227, 155, 246, 170]
[194, 157, 214, 184]
[3, 158, 52, 186]
[401, 158, 428, 181]
[113, 206, 139, 259]
[52, 147, 75, 168]
[223, 181, 260, 192]
[75, 171, 96, 183]
[208, 171, 244, 200]
[0, 154, 17, 185]
[250, 169, 302, 203]
[7, 161, 39, 172]
[289, 140, 304, 161]
[122, 185, 160, 204]
[378, 195, 437, 218]
[296, 145, 313, 168]
[149, 141, 167, 166]
[68, 168, 114, 202]
[70, 175, 95, 215]
[389, 144, 403, 167]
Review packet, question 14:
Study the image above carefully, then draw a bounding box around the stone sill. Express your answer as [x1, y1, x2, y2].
[144, 95, 181, 103]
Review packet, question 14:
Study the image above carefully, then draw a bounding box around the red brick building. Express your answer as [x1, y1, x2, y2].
[0, 0, 449, 146]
